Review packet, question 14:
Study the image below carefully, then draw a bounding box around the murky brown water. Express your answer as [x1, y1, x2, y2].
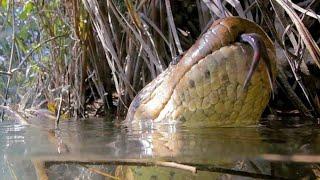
[1, 117, 319, 179]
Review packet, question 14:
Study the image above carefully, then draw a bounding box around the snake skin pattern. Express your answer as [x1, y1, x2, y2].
[125, 17, 276, 127]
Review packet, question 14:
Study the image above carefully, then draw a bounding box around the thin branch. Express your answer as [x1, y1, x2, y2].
[55, 92, 63, 127]
[274, 0, 320, 69]
[14, 34, 69, 72]
[277, 68, 313, 117]
[107, 0, 163, 74]
[165, 0, 183, 55]
[202, 0, 232, 18]
[0, 71, 12, 76]
[81, 165, 120, 180]
[82, 0, 136, 98]
[290, 1, 320, 19]
[140, 13, 173, 58]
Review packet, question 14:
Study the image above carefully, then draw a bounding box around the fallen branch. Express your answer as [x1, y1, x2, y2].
[45, 159, 197, 173]
[42, 159, 289, 179]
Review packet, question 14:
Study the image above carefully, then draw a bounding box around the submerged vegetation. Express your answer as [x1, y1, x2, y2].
[0, 0, 319, 123]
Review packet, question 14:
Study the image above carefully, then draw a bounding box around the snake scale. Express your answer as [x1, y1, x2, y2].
[124, 17, 277, 127]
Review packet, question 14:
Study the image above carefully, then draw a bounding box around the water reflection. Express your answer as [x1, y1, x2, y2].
[0, 118, 319, 179]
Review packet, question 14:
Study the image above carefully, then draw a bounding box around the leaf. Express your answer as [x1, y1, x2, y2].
[18, 25, 29, 39]
[47, 101, 57, 114]
[1, 0, 7, 9]
[19, 1, 34, 20]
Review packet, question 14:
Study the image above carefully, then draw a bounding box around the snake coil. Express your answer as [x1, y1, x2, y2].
[125, 17, 277, 127]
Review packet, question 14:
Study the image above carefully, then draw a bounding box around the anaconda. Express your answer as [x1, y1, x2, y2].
[125, 17, 277, 127]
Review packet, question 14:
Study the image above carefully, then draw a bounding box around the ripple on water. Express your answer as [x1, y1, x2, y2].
[0, 118, 319, 179]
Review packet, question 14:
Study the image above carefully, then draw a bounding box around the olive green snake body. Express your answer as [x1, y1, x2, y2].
[124, 17, 277, 127]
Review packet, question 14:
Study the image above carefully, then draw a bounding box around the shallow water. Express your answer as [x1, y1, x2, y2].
[1, 118, 320, 179]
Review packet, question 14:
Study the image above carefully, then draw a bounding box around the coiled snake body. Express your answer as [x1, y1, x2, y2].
[125, 17, 277, 127]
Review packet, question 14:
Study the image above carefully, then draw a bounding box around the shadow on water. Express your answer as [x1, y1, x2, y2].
[0, 117, 320, 179]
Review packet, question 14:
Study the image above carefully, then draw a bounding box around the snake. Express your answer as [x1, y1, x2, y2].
[124, 17, 277, 127]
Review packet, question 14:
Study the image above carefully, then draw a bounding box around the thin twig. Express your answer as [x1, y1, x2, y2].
[255, 0, 285, 49]
[277, 68, 313, 117]
[165, 0, 183, 55]
[55, 92, 63, 127]
[140, 12, 173, 63]
[289, 0, 320, 19]
[107, 0, 163, 74]
[83, 0, 137, 97]
[14, 34, 69, 72]
[0, 71, 12, 76]
[140, 17, 165, 71]
[274, 0, 320, 69]
[225, 0, 247, 17]
[81, 165, 120, 180]
[281, 26, 314, 110]
[202, 0, 224, 17]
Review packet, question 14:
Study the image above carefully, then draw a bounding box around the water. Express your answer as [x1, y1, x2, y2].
[0, 117, 319, 179]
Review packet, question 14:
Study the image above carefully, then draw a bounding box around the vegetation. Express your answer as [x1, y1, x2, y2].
[0, 0, 319, 122]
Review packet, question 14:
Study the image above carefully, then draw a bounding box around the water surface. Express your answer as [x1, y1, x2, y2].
[1, 118, 319, 179]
